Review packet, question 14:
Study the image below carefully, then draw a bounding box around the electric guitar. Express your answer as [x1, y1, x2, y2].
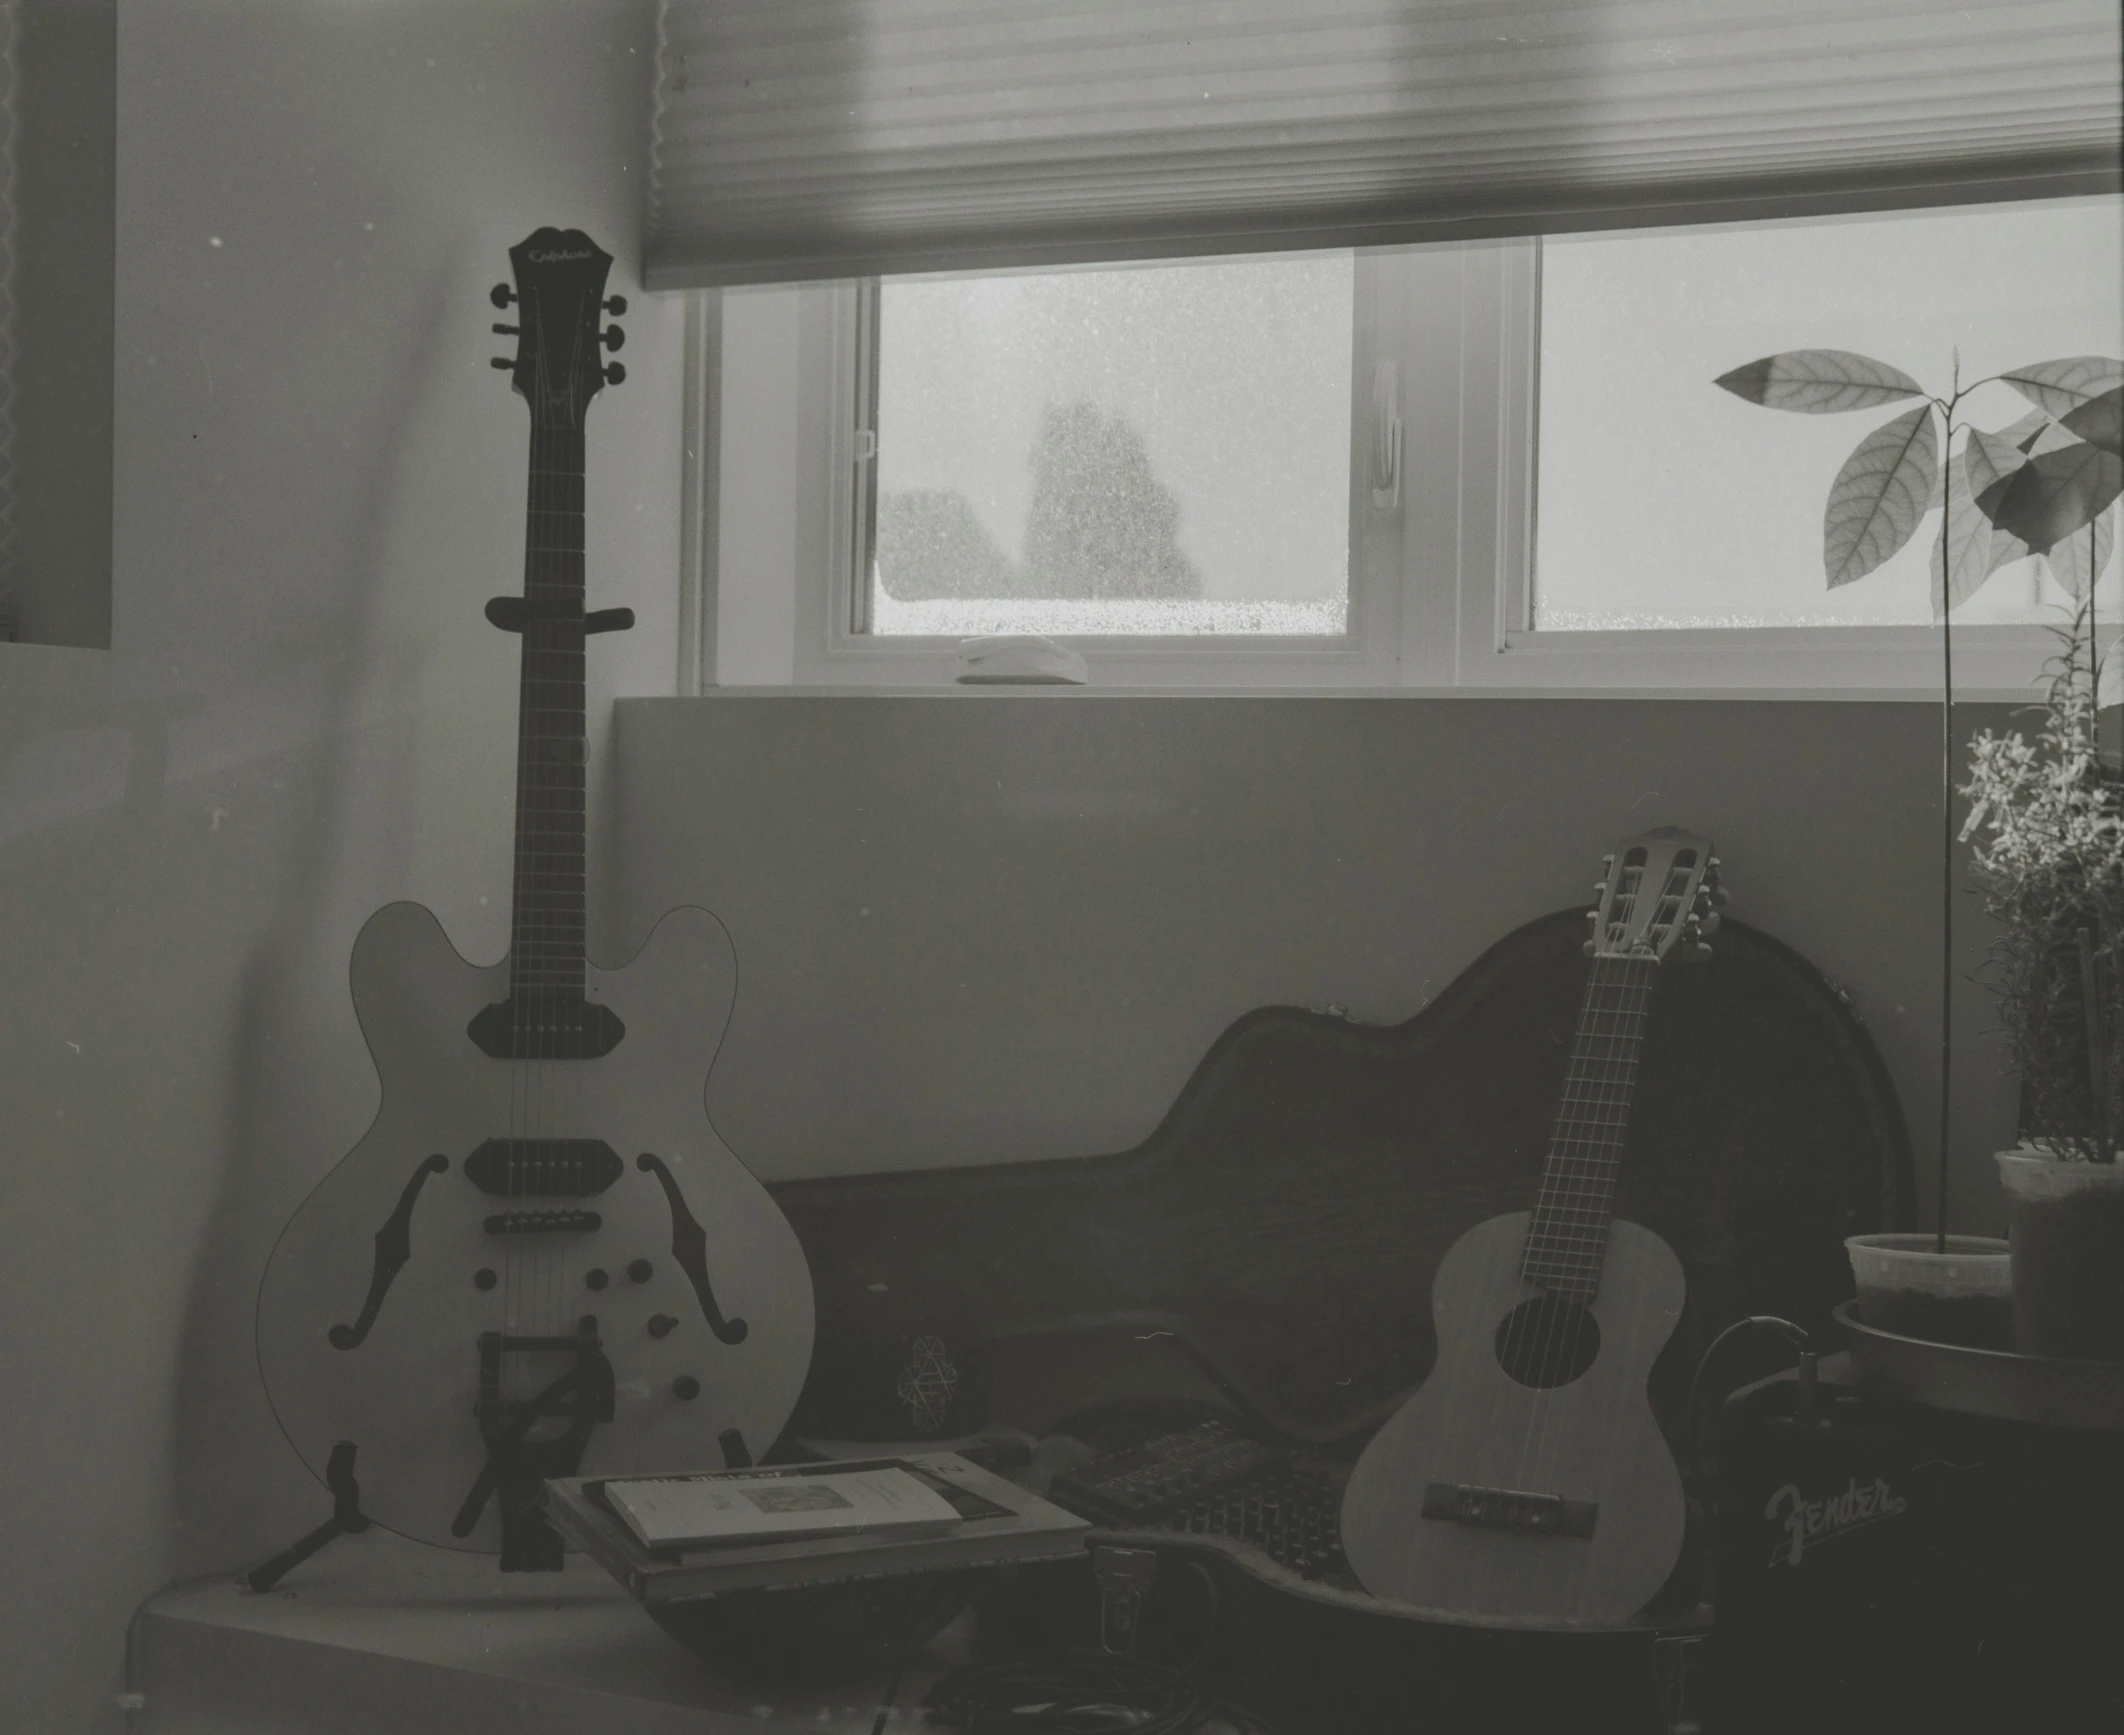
[1336, 828, 1722, 1625]
[256, 230, 814, 1567]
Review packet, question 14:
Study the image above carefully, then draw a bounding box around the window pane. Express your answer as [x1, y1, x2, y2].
[1535, 199, 2124, 630]
[870, 254, 1352, 637]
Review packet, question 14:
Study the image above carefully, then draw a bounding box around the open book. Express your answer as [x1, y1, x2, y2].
[602, 1465, 965, 1553]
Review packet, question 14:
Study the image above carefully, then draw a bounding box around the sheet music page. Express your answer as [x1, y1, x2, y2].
[604, 1466, 964, 1551]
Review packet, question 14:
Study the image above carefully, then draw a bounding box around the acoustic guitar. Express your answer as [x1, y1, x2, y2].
[1336, 828, 1720, 1625]
[256, 230, 814, 1566]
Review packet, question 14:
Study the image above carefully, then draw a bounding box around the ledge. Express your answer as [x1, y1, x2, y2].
[131, 1529, 955, 1733]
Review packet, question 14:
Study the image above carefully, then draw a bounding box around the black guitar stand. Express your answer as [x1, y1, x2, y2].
[246, 1440, 369, 1591]
[452, 1328, 617, 1571]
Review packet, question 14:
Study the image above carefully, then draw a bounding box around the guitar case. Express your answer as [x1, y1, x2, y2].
[771, 909, 1912, 1451]
[761, 911, 1913, 1721]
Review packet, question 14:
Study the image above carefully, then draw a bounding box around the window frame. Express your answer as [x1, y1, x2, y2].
[794, 266, 1402, 690]
[692, 222, 2109, 699]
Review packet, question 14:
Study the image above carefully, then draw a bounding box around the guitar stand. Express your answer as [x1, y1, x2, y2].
[246, 1440, 369, 1592]
[454, 1329, 616, 1571]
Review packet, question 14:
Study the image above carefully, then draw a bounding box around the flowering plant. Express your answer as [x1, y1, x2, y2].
[1961, 596, 2124, 1162]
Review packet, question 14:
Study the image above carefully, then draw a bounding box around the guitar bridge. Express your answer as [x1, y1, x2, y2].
[1421, 1482, 1598, 1538]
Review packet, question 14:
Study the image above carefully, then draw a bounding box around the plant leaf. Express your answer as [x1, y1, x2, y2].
[2040, 499, 2118, 602]
[1975, 439, 2124, 555]
[1994, 408, 2054, 454]
[1933, 449, 1999, 617]
[1997, 356, 2124, 419]
[1966, 425, 2028, 498]
[1824, 404, 1938, 588]
[1715, 350, 1926, 413]
[2061, 385, 2124, 458]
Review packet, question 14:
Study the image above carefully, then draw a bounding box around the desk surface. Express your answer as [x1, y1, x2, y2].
[133, 1530, 969, 1734]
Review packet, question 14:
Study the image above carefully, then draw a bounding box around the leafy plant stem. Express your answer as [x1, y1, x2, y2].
[1935, 392, 1960, 1250]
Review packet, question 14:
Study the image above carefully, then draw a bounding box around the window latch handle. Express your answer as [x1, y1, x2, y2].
[1372, 360, 1403, 510]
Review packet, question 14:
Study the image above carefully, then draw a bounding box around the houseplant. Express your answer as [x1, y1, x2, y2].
[1960, 392, 2124, 1359]
[1716, 349, 2123, 1351]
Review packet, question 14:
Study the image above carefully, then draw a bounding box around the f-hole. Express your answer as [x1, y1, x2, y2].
[1494, 1296, 1600, 1388]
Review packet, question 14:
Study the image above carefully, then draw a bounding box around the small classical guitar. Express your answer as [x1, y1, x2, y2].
[256, 230, 814, 1567]
[1338, 828, 1722, 1625]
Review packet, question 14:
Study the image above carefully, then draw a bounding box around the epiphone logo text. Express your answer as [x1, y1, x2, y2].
[1763, 1475, 1906, 1567]
[528, 247, 593, 263]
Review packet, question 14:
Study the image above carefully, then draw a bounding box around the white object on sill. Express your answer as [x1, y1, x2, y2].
[955, 635, 1089, 685]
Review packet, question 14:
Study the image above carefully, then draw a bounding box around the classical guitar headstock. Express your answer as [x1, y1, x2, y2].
[1583, 826, 1725, 964]
[489, 227, 626, 427]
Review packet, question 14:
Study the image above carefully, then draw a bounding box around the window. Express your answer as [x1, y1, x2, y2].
[861, 256, 1353, 642]
[697, 195, 2124, 696]
[1536, 199, 2124, 634]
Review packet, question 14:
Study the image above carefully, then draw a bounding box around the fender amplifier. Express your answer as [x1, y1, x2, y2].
[1713, 1359, 2123, 1735]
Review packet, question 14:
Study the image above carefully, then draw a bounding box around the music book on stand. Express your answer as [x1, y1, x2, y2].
[543, 1452, 1091, 1605]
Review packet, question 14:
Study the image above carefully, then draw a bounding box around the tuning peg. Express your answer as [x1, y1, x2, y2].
[1684, 941, 1713, 964]
[1582, 939, 1598, 958]
[1695, 911, 1722, 936]
[492, 322, 520, 336]
[604, 295, 627, 315]
[603, 361, 626, 386]
[1709, 885, 1730, 908]
[490, 283, 514, 309]
[489, 357, 512, 371]
[602, 324, 625, 350]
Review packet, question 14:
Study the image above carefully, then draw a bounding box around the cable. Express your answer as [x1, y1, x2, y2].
[1685, 1314, 1814, 1488]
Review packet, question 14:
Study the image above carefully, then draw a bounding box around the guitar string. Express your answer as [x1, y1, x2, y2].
[1511, 862, 1676, 1525]
[1515, 947, 1637, 1528]
[1499, 934, 1626, 1514]
[1521, 920, 1657, 1505]
[1523, 951, 1651, 1514]
[1530, 870, 1681, 1529]
[1478, 899, 1616, 1536]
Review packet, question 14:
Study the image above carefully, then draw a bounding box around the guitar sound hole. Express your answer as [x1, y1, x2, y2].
[1493, 1297, 1600, 1388]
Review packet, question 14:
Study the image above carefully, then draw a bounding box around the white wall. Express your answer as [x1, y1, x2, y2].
[0, 5, 676, 1729]
[611, 692, 2016, 1215]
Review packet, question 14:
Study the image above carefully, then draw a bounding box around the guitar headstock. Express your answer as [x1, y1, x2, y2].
[489, 227, 626, 427]
[1583, 827, 1725, 964]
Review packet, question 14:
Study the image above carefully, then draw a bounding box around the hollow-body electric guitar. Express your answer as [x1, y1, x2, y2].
[256, 230, 814, 1567]
[1338, 828, 1722, 1625]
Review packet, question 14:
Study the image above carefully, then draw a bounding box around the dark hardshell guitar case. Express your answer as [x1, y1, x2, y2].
[761, 912, 1913, 1726]
[771, 909, 1913, 1452]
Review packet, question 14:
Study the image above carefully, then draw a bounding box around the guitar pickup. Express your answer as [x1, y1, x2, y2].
[1421, 1483, 1597, 1538]
[464, 1138, 622, 1197]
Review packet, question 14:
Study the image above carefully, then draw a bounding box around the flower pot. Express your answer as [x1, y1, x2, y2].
[1996, 1148, 2124, 1362]
[1843, 1233, 2014, 1349]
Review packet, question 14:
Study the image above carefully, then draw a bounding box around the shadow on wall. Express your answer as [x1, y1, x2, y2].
[166, 246, 462, 1582]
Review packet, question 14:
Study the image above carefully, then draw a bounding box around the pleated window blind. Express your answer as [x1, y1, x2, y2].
[645, 0, 2123, 289]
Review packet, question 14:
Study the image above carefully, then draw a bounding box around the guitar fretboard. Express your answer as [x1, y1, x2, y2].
[1519, 954, 1659, 1301]
[508, 425, 588, 1006]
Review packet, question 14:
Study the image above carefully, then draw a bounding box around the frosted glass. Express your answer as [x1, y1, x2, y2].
[871, 254, 1352, 637]
[1536, 198, 2124, 630]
